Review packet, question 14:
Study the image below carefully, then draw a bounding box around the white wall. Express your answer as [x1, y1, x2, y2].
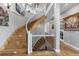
[45, 21, 54, 35]
[32, 22, 45, 35]
[45, 22, 50, 33]
[61, 4, 79, 49]
[25, 11, 33, 22]
[61, 5, 79, 18]
[0, 4, 33, 48]
[0, 11, 25, 48]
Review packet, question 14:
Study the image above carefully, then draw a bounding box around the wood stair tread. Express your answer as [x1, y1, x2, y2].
[33, 37, 45, 50]
[0, 25, 28, 55]
[0, 49, 27, 55]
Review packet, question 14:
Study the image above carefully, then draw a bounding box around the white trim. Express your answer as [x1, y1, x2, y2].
[61, 40, 79, 51]
[54, 3, 60, 53]
[25, 14, 35, 33]
[32, 35, 55, 37]
[45, 3, 53, 16]
[54, 48, 60, 52]
[28, 50, 32, 54]
[28, 31, 32, 54]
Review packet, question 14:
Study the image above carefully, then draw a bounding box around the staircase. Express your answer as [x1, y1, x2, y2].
[27, 16, 46, 31]
[32, 36, 55, 51]
[27, 16, 46, 51]
[33, 37, 45, 51]
[0, 25, 28, 56]
[45, 36, 54, 48]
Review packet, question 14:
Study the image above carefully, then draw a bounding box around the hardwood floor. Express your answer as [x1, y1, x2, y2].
[60, 40, 79, 56]
[31, 39, 79, 56]
[31, 50, 55, 56]
[31, 49, 79, 56]
[60, 49, 79, 56]
[0, 45, 79, 56]
[0, 34, 79, 56]
[0, 25, 28, 55]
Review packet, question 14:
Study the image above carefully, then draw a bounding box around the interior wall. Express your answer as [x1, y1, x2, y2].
[0, 4, 33, 48]
[45, 21, 54, 35]
[61, 4, 79, 49]
[45, 22, 50, 33]
[32, 22, 45, 35]
[0, 11, 25, 48]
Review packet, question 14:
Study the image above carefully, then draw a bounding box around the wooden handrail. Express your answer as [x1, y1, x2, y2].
[27, 16, 47, 32]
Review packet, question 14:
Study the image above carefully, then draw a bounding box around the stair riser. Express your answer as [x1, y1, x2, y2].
[0, 26, 28, 55]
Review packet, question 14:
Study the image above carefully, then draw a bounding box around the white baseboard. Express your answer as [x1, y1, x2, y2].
[54, 48, 60, 52]
[61, 40, 79, 51]
[28, 50, 32, 54]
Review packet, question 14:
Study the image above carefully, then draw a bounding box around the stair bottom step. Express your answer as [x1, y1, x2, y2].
[0, 49, 28, 56]
[0, 53, 28, 56]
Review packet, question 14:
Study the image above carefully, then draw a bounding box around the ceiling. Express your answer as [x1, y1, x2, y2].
[26, 3, 48, 14]
[3, 3, 79, 21]
[3, 3, 79, 15]
[60, 3, 79, 14]
[46, 3, 79, 21]
[25, 3, 79, 22]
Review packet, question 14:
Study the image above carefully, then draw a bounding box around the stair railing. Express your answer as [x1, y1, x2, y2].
[26, 15, 35, 54]
[26, 14, 55, 54]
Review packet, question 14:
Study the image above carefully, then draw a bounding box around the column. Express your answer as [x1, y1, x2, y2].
[28, 31, 32, 54]
[54, 3, 60, 52]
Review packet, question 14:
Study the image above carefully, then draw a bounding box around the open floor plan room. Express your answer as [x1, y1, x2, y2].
[0, 3, 79, 56]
